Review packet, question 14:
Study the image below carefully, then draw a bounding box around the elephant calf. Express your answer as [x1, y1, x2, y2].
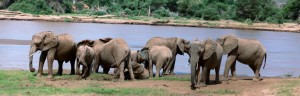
[140, 45, 173, 78]
[76, 40, 95, 78]
[188, 39, 223, 90]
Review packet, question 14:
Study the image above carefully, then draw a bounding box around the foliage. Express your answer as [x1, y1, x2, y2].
[244, 19, 253, 25]
[282, 0, 300, 20]
[8, 0, 52, 14]
[201, 6, 220, 20]
[153, 8, 170, 18]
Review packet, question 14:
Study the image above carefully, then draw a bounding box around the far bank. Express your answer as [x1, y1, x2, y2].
[0, 10, 299, 33]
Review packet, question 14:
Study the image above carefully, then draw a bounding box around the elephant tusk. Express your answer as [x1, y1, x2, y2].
[28, 52, 36, 57]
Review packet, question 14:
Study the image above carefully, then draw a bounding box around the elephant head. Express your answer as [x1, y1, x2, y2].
[216, 35, 238, 54]
[77, 39, 94, 47]
[28, 31, 58, 72]
[138, 47, 149, 62]
[92, 37, 113, 47]
[175, 38, 190, 55]
[189, 39, 217, 89]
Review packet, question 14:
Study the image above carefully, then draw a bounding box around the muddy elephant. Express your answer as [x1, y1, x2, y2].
[89, 38, 135, 81]
[140, 45, 173, 78]
[216, 35, 267, 82]
[188, 39, 223, 90]
[114, 50, 150, 80]
[76, 40, 95, 78]
[145, 37, 190, 75]
[28, 31, 76, 78]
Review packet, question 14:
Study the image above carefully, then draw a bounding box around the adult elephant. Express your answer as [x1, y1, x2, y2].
[91, 38, 135, 81]
[28, 31, 76, 78]
[216, 35, 267, 82]
[189, 39, 223, 90]
[145, 37, 190, 75]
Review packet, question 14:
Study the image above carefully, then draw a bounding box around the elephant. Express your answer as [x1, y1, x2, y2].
[113, 50, 150, 80]
[28, 31, 76, 78]
[76, 40, 95, 78]
[188, 39, 223, 90]
[145, 37, 190, 75]
[87, 38, 135, 81]
[216, 35, 267, 82]
[139, 45, 173, 78]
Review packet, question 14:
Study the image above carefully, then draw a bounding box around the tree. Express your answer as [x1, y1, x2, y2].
[283, 0, 300, 20]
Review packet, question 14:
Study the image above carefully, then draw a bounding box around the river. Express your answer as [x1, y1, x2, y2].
[0, 20, 299, 77]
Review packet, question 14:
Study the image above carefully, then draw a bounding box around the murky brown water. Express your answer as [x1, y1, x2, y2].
[0, 20, 300, 77]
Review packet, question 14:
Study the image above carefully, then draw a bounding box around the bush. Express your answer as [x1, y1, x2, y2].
[8, 0, 52, 15]
[153, 8, 170, 18]
[77, 9, 94, 14]
[75, 2, 84, 11]
[244, 19, 253, 25]
[92, 11, 106, 16]
[201, 7, 220, 20]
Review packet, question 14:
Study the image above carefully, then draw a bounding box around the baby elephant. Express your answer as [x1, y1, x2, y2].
[140, 45, 172, 78]
[76, 40, 95, 78]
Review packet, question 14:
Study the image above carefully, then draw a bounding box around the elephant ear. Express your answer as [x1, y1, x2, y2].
[223, 35, 238, 54]
[176, 38, 185, 55]
[203, 39, 217, 60]
[99, 37, 113, 43]
[139, 47, 149, 60]
[41, 33, 58, 51]
[77, 40, 94, 47]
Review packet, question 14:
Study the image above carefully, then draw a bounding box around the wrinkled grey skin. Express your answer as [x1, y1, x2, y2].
[140, 45, 173, 78]
[216, 35, 267, 82]
[145, 37, 190, 75]
[188, 39, 223, 90]
[76, 40, 95, 79]
[114, 50, 149, 80]
[89, 38, 135, 81]
[28, 31, 76, 78]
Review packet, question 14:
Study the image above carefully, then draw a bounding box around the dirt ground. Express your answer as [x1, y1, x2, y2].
[40, 72, 300, 96]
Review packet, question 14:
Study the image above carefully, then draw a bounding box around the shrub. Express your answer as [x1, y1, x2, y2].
[8, 0, 52, 15]
[92, 11, 106, 16]
[153, 8, 170, 18]
[75, 2, 84, 11]
[244, 19, 253, 25]
[77, 9, 94, 14]
[201, 7, 220, 20]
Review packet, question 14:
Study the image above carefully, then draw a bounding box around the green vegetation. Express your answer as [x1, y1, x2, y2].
[276, 80, 300, 96]
[200, 89, 238, 95]
[0, 70, 167, 95]
[1, 0, 300, 24]
[150, 76, 190, 81]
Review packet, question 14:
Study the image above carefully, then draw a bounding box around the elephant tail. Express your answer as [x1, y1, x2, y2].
[263, 53, 267, 69]
[114, 49, 131, 66]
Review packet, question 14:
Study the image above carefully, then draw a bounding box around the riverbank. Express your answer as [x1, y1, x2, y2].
[0, 70, 299, 96]
[0, 10, 299, 33]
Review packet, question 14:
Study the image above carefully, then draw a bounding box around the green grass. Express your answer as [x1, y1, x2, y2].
[0, 70, 167, 95]
[150, 76, 190, 81]
[276, 80, 300, 96]
[200, 89, 238, 95]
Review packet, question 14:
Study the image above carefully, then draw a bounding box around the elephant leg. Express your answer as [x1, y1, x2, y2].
[253, 58, 264, 81]
[56, 60, 63, 76]
[169, 57, 176, 75]
[118, 62, 125, 81]
[195, 64, 201, 88]
[200, 67, 208, 87]
[76, 59, 80, 75]
[230, 61, 237, 81]
[37, 51, 47, 77]
[223, 55, 236, 81]
[103, 68, 110, 74]
[82, 63, 89, 78]
[82, 66, 86, 75]
[205, 69, 210, 84]
[93, 55, 100, 73]
[214, 64, 221, 84]
[46, 49, 56, 79]
[127, 61, 135, 81]
[149, 59, 153, 78]
[70, 57, 76, 75]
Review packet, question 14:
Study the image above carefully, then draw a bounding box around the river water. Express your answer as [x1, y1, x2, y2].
[0, 20, 299, 77]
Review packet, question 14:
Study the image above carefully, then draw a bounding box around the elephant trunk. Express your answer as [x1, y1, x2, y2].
[28, 45, 37, 72]
[190, 57, 198, 90]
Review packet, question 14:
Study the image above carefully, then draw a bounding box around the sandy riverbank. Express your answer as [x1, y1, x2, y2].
[0, 10, 299, 33]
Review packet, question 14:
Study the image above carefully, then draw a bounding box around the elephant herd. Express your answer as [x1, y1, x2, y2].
[28, 31, 267, 89]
